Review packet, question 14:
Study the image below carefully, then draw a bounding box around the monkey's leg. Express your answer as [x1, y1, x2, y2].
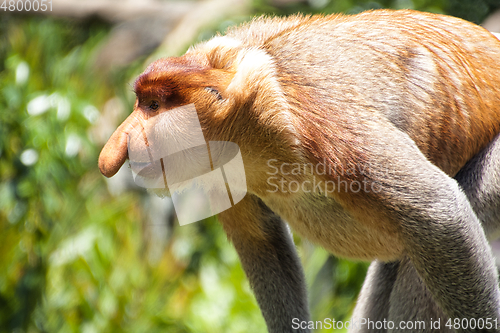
[350, 258, 450, 333]
[218, 194, 310, 333]
[350, 260, 399, 333]
[455, 132, 500, 238]
[387, 257, 450, 333]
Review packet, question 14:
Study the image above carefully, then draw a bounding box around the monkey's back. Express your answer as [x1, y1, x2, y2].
[228, 10, 500, 176]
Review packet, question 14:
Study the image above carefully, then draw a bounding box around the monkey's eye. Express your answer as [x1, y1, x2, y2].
[149, 100, 160, 111]
[204, 87, 223, 101]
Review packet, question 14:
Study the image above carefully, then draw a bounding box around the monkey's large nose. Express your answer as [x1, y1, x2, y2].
[98, 112, 140, 177]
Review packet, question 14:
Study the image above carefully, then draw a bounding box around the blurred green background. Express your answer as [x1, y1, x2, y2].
[1, 0, 499, 332]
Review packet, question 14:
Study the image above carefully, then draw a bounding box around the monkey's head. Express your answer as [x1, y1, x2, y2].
[98, 37, 301, 194]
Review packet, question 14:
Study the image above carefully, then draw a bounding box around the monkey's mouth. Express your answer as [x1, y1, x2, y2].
[128, 145, 211, 189]
[129, 159, 157, 175]
[128, 157, 167, 188]
[128, 142, 243, 191]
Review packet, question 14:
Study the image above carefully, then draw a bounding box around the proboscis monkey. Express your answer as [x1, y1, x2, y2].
[98, 9, 500, 333]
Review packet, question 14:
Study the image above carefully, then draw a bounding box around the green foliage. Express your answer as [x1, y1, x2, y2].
[446, 0, 500, 24]
[0, 16, 109, 331]
[252, 0, 447, 16]
[0, 16, 265, 333]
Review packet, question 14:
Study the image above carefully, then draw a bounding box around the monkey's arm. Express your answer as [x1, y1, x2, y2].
[360, 127, 500, 330]
[218, 194, 310, 333]
[351, 132, 500, 333]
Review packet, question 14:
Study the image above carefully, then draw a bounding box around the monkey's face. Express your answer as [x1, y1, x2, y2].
[98, 55, 233, 178]
[98, 39, 300, 197]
